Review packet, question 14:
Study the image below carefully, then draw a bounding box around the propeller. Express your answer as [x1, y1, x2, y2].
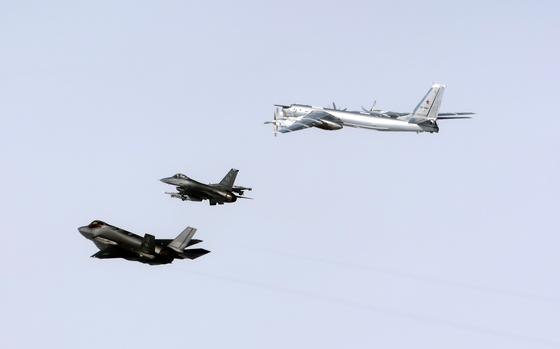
[361, 100, 377, 114]
[273, 108, 280, 136]
[331, 102, 347, 111]
[236, 196, 253, 200]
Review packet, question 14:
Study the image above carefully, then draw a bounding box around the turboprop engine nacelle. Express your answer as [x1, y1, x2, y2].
[316, 118, 343, 131]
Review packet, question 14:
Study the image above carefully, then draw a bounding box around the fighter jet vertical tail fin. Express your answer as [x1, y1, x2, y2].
[407, 84, 446, 124]
[140, 234, 156, 255]
[219, 169, 239, 189]
[167, 227, 197, 253]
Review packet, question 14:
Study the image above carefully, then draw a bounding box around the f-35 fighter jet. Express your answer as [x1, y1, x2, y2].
[161, 168, 252, 205]
[78, 220, 209, 265]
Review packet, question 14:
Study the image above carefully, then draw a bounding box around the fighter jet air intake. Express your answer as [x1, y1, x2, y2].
[267, 84, 474, 135]
[161, 168, 252, 205]
[78, 220, 210, 265]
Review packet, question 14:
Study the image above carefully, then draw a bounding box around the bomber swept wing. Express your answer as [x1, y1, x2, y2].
[275, 110, 343, 133]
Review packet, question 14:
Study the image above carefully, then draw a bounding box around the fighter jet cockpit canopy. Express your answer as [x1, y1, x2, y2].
[173, 173, 188, 179]
[88, 220, 106, 228]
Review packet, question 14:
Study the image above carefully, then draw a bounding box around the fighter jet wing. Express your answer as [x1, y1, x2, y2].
[91, 247, 133, 259]
[277, 110, 333, 133]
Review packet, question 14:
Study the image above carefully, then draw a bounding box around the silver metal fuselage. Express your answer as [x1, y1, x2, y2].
[281, 105, 424, 132]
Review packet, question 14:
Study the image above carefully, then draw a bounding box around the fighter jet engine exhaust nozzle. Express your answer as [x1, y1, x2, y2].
[229, 193, 237, 202]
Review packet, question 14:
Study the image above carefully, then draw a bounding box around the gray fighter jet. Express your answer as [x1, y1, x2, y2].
[160, 168, 252, 205]
[78, 220, 209, 265]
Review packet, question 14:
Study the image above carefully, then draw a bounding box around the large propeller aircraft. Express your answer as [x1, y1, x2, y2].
[267, 84, 473, 135]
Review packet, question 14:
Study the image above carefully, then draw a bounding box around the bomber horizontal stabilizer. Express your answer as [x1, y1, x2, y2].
[437, 116, 473, 120]
[438, 112, 475, 116]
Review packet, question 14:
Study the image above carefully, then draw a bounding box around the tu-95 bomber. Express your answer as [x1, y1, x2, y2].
[267, 83, 474, 135]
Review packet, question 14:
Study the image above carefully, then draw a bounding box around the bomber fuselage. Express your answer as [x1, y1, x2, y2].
[279, 104, 430, 132]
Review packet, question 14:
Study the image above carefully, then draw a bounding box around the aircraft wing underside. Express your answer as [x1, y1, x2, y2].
[91, 246, 135, 259]
[278, 113, 325, 133]
[278, 110, 338, 133]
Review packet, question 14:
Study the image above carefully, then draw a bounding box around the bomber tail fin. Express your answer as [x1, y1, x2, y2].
[219, 169, 238, 189]
[407, 84, 445, 124]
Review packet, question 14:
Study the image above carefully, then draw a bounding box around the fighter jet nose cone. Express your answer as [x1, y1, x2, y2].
[78, 226, 92, 238]
[160, 177, 170, 184]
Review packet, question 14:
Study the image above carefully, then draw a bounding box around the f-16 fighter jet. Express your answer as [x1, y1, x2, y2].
[78, 220, 209, 265]
[267, 84, 473, 135]
[161, 168, 252, 205]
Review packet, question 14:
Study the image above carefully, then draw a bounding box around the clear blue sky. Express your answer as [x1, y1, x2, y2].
[1, 1, 559, 348]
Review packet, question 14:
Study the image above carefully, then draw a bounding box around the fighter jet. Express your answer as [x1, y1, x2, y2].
[160, 168, 252, 205]
[78, 220, 209, 265]
[267, 84, 473, 135]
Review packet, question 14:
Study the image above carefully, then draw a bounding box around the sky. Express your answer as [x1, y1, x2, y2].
[1, 0, 559, 348]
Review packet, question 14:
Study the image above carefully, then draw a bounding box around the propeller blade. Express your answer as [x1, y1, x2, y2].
[237, 196, 253, 200]
[436, 116, 472, 120]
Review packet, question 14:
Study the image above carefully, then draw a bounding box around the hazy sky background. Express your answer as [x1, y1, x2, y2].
[1, 1, 559, 348]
